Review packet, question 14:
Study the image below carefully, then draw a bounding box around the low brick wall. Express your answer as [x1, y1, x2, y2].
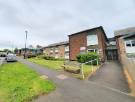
[121, 55, 135, 94]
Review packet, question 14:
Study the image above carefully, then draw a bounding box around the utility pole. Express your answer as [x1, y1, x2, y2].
[24, 30, 28, 59]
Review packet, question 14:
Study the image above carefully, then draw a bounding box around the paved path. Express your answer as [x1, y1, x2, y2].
[17, 58, 135, 102]
[89, 61, 130, 93]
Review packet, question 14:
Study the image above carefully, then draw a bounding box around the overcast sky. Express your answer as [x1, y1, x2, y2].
[0, 0, 135, 49]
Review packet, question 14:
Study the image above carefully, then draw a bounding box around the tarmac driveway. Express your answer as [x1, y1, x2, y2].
[89, 61, 130, 93]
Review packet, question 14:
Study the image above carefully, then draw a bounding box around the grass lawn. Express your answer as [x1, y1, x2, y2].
[74, 64, 98, 79]
[0, 62, 55, 102]
[28, 57, 64, 70]
[28, 57, 99, 79]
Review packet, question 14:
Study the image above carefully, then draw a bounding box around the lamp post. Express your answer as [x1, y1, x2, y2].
[24, 30, 28, 59]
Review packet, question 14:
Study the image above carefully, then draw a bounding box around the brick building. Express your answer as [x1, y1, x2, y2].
[115, 27, 135, 61]
[115, 27, 135, 92]
[43, 41, 69, 59]
[68, 26, 108, 61]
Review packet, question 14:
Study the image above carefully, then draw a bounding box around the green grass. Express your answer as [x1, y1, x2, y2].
[28, 58, 99, 79]
[74, 64, 98, 79]
[0, 62, 55, 102]
[28, 57, 64, 70]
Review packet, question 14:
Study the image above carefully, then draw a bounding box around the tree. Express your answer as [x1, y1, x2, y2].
[36, 45, 42, 49]
[14, 48, 18, 54]
[28, 45, 34, 49]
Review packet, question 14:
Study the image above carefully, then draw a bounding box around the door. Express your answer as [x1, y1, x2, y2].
[106, 50, 118, 60]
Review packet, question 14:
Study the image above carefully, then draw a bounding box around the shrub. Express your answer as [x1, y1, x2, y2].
[37, 54, 65, 61]
[42, 55, 56, 60]
[76, 52, 100, 65]
[27, 54, 37, 58]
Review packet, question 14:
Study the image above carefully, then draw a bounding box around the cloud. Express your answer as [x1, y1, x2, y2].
[0, 0, 135, 48]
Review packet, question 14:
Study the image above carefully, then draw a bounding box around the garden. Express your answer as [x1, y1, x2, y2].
[28, 52, 100, 79]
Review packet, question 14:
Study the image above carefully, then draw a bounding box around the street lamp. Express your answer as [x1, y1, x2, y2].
[24, 30, 28, 59]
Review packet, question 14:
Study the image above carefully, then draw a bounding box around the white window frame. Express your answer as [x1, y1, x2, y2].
[65, 46, 69, 52]
[87, 34, 98, 46]
[87, 49, 98, 53]
[64, 52, 69, 59]
[131, 40, 135, 46]
[125, 39, 135, 54]
[125, 40, 135, 47]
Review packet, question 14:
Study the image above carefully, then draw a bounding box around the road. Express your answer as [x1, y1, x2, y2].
[17, 57, 135, 102]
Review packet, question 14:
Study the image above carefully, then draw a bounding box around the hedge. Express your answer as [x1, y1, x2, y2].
[76, 52, 99, 65]
[37, 54, 65, 61]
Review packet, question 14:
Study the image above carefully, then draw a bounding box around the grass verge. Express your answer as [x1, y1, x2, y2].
[28, 57, 64, 70]
[28, 57, 99, 79]
[0, 62, 55, 102]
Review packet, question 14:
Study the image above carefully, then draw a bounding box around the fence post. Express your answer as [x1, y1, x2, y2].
[91, 61, 94, 72]
[97, 58, 98, 65]
[81, 63, 84, 79]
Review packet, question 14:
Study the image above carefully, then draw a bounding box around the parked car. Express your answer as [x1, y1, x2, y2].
[0, 53, 7, 60]
[6, 53, 17, 62]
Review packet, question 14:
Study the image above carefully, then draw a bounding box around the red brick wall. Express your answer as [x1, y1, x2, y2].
[58, 45, 65, 58]
[116, 37, 126, 62]
[69, 28, 107, 61]
[116, 37, 135, 89]
[69, 32, 87, 60]
[96, 29, 107, 61]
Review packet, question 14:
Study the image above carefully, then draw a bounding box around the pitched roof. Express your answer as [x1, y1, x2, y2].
[68, 26, 108, 41]
[114, 26, 135, 37]
[44, 41, 69, 48]
[122, 33, 135, 39]
[69, 26, 101, 36]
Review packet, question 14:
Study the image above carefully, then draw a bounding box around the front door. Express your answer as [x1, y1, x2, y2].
[106, 50, 118, 60]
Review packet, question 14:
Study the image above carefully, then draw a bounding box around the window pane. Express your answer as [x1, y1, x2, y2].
[87, 49, 97, 52]
[126, 41, 131, 47]
[80, 51, 86, 54]
[88, 49, 94, 52]
[87, 34, 98, 45]
[131, 40, 135, 46]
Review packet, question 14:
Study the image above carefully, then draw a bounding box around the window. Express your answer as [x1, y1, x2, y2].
[55, 48, 58, 52]
[87, 49, 97, 53]
[125, 40, 135, 54]
[65, 46, 69, 51]
[126, 41, 131, 47]
[88, 49, 94, 52]
[131, 40, 135, 46]
[65, 53, 69, 59]
[80, 51, 86, 54]
[87, 34, 98, 46]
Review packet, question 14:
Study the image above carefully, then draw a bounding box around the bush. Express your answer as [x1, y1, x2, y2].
[37, 54, 65, 61]
[40, 55, 55, 60]
[76, 52, 100, 65]
[27, 54, 36, 58]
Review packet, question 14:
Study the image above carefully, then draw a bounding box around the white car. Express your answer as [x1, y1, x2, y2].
[0, 54, 7, 64]
[6, 54, 17, 62]
[0, 53, 7, 59]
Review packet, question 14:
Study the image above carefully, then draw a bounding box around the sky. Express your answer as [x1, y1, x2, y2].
[0, 0, 135, 49]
